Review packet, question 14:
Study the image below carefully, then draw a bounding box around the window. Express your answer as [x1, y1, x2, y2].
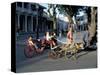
[31, 5, 36, 11]
[17, 2, 22, 7]
[24, 3, 29, 9]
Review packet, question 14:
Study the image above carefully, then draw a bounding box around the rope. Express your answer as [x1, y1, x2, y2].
[56, 38, 67, 44]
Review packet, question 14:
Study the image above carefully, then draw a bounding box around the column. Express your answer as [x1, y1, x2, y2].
[43, 22, 45, 32]
[42, 22, 43, 32]
[45, 20, 47, 31]
[46, 20, 48, 31]
[18, 14, 20, 29]
[25, 15, 27, 32]
[31, 16, 33, 32]
[22, 3, 24, 9]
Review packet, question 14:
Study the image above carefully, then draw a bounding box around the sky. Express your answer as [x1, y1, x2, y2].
[40, 3, 69, 23]
[40, 3, 61, 17]
[39, 3, 87, 23]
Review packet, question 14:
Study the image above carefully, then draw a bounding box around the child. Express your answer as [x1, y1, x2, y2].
[28, 36, 45, 53]
[67, 27, 73, 45]
[27, 36, 34, 46]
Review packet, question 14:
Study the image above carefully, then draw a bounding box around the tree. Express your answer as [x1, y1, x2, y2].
[88, 7, 97, 45]
[57, 5, 83, 24]
[47, 4, 57, 31]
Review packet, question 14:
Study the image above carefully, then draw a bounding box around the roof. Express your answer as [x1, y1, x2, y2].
[31, 3, 46, 9]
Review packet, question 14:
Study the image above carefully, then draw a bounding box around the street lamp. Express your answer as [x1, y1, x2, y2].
[36, 4, 39, 39]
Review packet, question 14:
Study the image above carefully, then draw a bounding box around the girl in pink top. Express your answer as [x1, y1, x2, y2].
[67, 27, 73, 44]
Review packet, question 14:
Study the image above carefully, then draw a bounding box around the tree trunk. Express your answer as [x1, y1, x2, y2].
[67, 15, 74, 30]
[67, 15, 73, 24]
[53, 17, 56, 31]
[48, 5, 57, 32]
[88, 7, 97, 45]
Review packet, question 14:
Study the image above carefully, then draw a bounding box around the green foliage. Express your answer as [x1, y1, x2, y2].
[57, 5, 83, 17]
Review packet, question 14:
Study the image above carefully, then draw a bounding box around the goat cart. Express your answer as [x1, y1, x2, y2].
[24, 36, 57, 58]
[48, 41, 84, 60]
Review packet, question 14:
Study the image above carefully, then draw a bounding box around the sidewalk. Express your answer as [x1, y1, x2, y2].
[16, 33, 45, 45]
[16, 31, 88, 45]
[57, 31, 85, 44]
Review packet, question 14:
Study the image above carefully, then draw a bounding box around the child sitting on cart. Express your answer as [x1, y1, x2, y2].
[43, 32, 57, 49]
[27, 36, 45, 53]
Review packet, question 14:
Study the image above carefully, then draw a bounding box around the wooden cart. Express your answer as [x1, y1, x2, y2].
[48, 41, 84, 60]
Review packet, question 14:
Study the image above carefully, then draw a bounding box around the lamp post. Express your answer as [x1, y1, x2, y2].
[36, 4, 39, 39]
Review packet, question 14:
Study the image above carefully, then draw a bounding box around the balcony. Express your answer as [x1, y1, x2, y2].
[16, 2, 45, 17]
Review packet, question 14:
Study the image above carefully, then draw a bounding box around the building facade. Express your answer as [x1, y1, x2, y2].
[15, 2, 53, 34]
[76, 10, 88, 31]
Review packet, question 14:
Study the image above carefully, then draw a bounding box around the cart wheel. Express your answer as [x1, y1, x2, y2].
[48, 51, 58, 59]
[56, 51, 62, 58]
[24, 46, 36, 58]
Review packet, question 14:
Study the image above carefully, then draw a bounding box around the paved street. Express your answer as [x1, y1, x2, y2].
[16, 31, 97, 73]
[16, 50, 97, 73]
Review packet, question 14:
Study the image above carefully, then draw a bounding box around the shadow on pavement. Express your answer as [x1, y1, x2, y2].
[16, 50, 49, 69]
